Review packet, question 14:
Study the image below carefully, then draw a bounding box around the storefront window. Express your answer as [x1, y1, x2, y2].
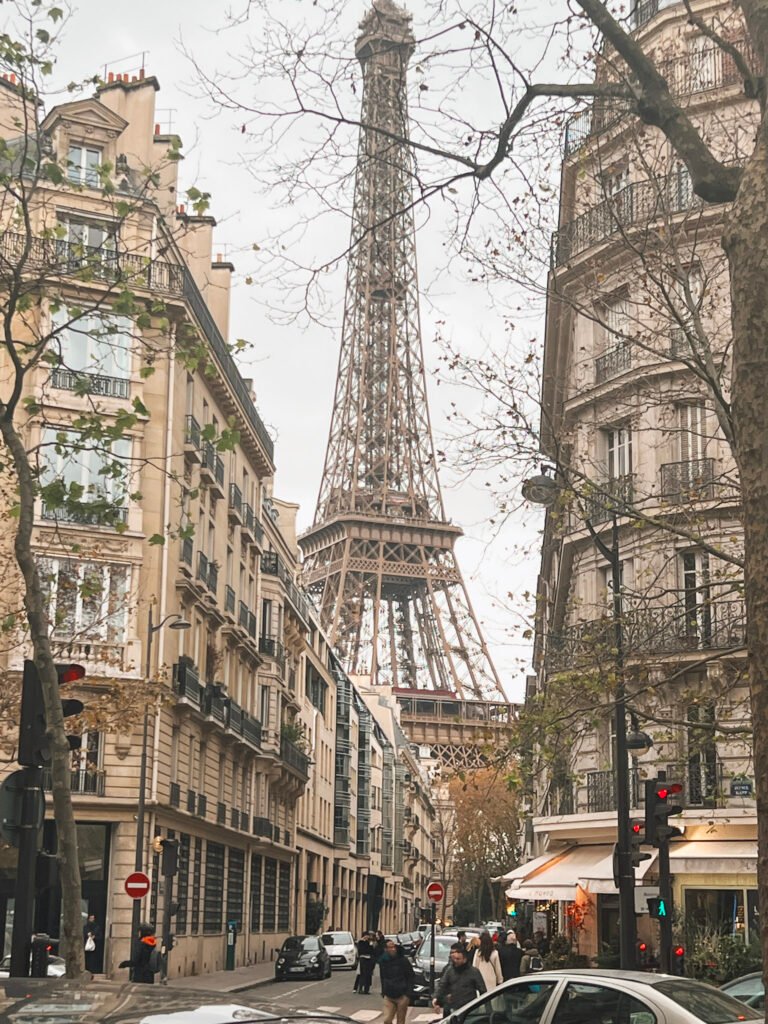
[685, 888, 743, 935]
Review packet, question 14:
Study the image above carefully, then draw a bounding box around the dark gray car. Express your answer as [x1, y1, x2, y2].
[275, 934, 332, 980]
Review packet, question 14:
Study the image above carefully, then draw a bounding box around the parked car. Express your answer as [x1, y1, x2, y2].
[0, 954, 66, 978]
[0, 978, 355, 1023]
[720, 971, 764, 1009]
[384, 931, 422, 957]
[443, 969, 761, 1024]
[321, 930, 358, 969]
[274, 935, 331, 980]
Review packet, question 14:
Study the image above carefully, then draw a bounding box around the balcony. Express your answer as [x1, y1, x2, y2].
[253, 815, 274, 839]
[51, 367, 130, 400]
[196, 552, 218, 595]
[217, 801, 227, 825]
[259, 634, 285, 667]
[43, 768, 106, 796]
[187, 789, 197, 813]
[170, 782, 181, 808]
[225, 585, 236, 615]
[660, 458, 716, 502]
[202, 684, 227, 724]
[586, 768, 640, 813]
[583, 475, 634, 525]
[261, 551, 313, 627]
[180, 537, 193, 572]
[0, 231, 184, 294]
[595, 342, 631, 384]
[173, 660, 203, 709]
[184, 415, 201, 462]
[197, 794, 208, 818]
[666, 760, 724, 809]
[200, 442, 225, 498]
[564, 37, 756, 157]
[181, 267, 274, 466]
[41, 503, 128, 528]
[247, 611, 257, 639]
[280, 737, 310, 780]
[545, 598, 747, 672]
[228, 483, 243, 524]
[553, 168, 702, 266]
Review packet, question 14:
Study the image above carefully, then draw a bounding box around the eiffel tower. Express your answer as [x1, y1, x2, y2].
[299, 0, 512, 767]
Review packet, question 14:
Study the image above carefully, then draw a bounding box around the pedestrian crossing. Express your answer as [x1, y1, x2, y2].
[315, 1007, 436, 1023]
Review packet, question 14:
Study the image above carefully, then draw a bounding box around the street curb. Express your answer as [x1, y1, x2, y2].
[221, 976, 275, 993]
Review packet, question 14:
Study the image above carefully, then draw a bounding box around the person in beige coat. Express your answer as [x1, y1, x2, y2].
[473, 931, 503, 991]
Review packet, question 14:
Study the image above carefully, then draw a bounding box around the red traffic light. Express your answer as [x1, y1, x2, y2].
[638, 942, 647, 952]
[632, 822, 642, 834]
[57, 664, 85, 684]
[674, 945, 685, 957]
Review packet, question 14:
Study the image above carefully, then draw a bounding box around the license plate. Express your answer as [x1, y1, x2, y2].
[289, 967, 305, 973]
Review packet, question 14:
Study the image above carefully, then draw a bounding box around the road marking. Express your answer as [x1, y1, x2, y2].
[317, 1008, 342, 1013]
[410, 1015, 438, 1022]
[350, 1011, 382, 1021]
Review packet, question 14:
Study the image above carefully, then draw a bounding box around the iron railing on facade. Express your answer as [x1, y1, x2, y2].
[586, 767, 641, 813]
[169, 781, 181, 808]
[259, 634, 286, 666]
[545, 597, 746, 672]
[583, 474, 634, 525]
[43, 767, 106, 796]
[280, 736, 310, 779]
[184, 414, 201, 449]
[543, 781, 575, 817]
[180, 537, 193, 569]
[173, 660, 203, 708]
[228, 483, 243, 518]
[50, 367, 130, 400]
[225, 585, 236, 614]
[660, 458, 716, 502]
[553, 167, 701, 266]
[564, 37, 757, 157]
[666, 759, 724, 808]
[260, 551, 314, 626]
[595, 341, 632, 384]
[41, 502, 128, 527]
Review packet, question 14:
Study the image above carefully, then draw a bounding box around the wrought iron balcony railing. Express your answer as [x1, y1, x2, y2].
[583, 475, 634, 525]
[660, 458, 715, 502]
[41, 503, 128, 527]
[51, 367, 130, 400]
[43, 768, 106, 796]
[595, 342, 631, 384]
[666, 760, 724, 809]
[280, 737, 310, 780]
[586, 768, 641, 813]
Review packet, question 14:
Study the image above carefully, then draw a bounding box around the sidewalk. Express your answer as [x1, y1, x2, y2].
[167, 959, 275, 993]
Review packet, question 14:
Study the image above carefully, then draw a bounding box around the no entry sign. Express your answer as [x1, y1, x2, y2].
[124, 871, 151, 900]
[426, 880, 445, 903]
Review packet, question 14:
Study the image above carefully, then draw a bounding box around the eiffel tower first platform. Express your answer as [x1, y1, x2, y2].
[299, 0, 515, 770]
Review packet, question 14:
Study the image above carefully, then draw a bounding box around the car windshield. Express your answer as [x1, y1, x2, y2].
[418, 936, 456, 958]
[655, 979, 763, 1022]
[322, 932, 353, 945]
[282, 937, 319, 952]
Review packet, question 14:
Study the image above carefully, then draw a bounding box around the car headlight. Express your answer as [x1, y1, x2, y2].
[310, 956, 319, 964]
[277, 958, 285, 965]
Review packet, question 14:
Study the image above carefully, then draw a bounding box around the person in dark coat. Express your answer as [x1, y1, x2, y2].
[356, 932, 376, 994]
[83, 913, 102, 974]
[498, 931, 523, 981]
[118, 922, 158, 983]
[433, 944, 486, 1017]
[379, 939, 414, 1024]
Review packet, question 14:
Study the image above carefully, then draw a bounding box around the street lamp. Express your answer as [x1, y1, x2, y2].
[523, 467, 649, 971]
[130, 609, 190, 966]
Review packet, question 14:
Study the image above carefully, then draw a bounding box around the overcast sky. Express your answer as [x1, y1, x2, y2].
[32, 0, 553, 701]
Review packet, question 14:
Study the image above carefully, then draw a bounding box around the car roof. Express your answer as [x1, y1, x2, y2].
[531, 969, 680, 986]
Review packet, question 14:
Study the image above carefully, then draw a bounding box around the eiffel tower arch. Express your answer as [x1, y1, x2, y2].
[299, 0, 515, 768]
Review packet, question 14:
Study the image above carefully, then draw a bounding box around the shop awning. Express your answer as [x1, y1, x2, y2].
[494, 851, 560, 884]
[669, 840, 756, 874]
[505, 844, 657, 901]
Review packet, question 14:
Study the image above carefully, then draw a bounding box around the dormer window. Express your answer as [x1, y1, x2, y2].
[67, 143, 101, 187]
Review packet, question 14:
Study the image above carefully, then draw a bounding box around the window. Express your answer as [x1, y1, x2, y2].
[263, 857, 277, 931]
[655, 979, 762, 1023]
[250, 854, 262, 932]
[686, 703, 718, 806]
[226, 848, 245, 929]
[681, 550, 711, 645]
[40, 426, 131, 524]
[605, 425, 632, 479]
[678, 403, 707, 463]
[40, 559, 129, 642]
[601, 166, 629, 199]
[190, 837, 202, 934]
[67, 144, 102, 186]
[175, 834, 190, 935]
[460, 980, 558, 1024]
[689, 35, 718, 92]
[278, 861, 291, 931]
[598, 559, 633, 608]
[203, 841, 225, 933]
[550, 982, 657, 1024]
[51, 307, 131, 389]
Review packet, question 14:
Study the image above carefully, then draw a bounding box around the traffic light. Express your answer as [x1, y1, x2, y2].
[19, 660, 85, 767]
[672, 944, 685, 975]
[644, 779, 684, 846]
[647, 896, 669, 919]
[30, 934, 53, 978]
[629, 819, 652, 868]
[161, 838, 179, 877]
[637, 941, 648, 967]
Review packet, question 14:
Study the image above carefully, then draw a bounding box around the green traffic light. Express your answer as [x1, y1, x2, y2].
[657, 898, 667, 917]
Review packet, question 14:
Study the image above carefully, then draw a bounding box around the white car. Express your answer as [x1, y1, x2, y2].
[320, 930, 358, 969]
[444, 969, 761, 1024]
[0, 953, 66, 978]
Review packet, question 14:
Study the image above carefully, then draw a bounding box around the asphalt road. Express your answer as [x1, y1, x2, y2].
[242, 965, 439, 1024]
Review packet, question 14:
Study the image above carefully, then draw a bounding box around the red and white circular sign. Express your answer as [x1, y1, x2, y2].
[124, 871, 151, 900]
[426, 880, 445, 903]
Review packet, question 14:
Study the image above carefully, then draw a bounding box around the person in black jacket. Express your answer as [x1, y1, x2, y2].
[379, 939, 414, 1024]
[356, 932, 376, 994]
[118, 922, 158, 983]
[498, 932, 523, 981]
[433, 944, 486, 1017]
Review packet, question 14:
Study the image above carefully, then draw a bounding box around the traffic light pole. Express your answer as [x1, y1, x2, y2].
[655, 770, 673, 973]
[9, 766, 43, 977]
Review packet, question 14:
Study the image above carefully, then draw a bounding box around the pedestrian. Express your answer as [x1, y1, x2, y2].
[474, 931, 502, 991]
[379, 938, 414, 1024]
[533, 929, 550, 958]
[356, 931, 375, 994]
[118, 922, 160, 984]
[373, 929, 386, 958]
[465, 934, 481, 964]
[498, 931, 523, 981]
[433, 943, 486, 1018]
[83, 912, 102, 974]
[455, 930, 468, 953]
[520, 939, 544, 975]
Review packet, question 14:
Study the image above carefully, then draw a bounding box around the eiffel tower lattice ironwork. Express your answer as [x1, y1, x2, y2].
[300, 0, 507, 725]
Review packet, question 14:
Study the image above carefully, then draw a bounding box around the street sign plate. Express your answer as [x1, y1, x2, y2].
[124, 871, 151, 900]
[426, 880, 445, 903]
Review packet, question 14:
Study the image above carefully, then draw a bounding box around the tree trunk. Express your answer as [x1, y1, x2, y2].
[0, 416, 84, 978]
[724, 118, 768, 984]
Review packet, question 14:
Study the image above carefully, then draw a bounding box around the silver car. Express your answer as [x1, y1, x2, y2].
[0, 953, 66, 978]
[321, 930, 358, 970]
[443, 969, 761, 1024]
